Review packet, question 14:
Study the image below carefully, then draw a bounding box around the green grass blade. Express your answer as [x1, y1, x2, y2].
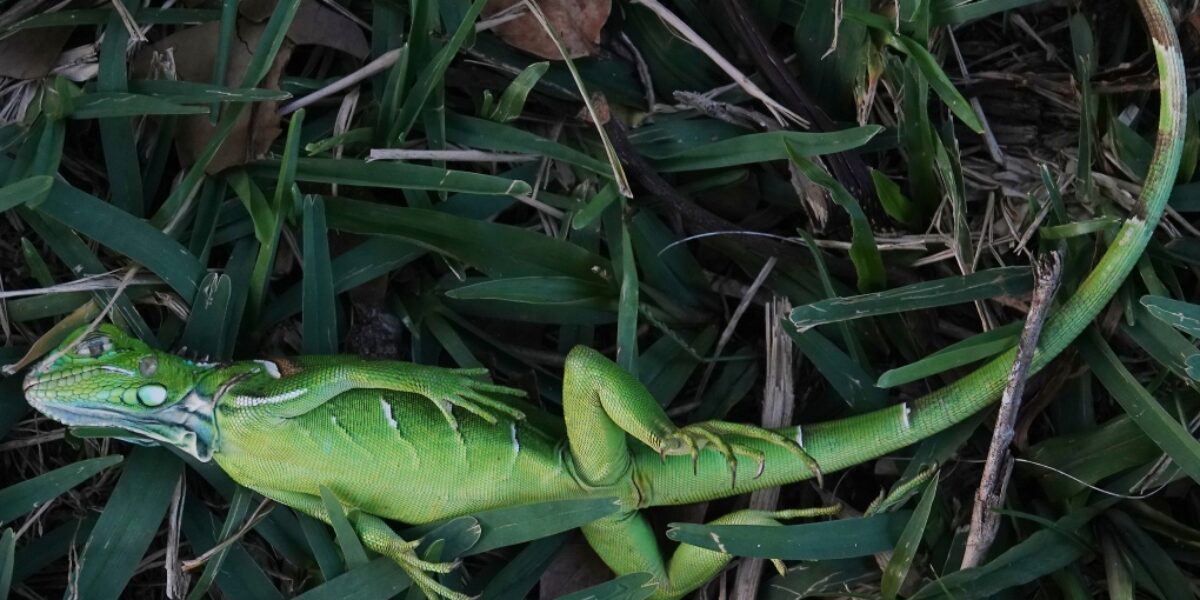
[666, 512, 910, 560]
[186, 486, 254, 600]
[1141, 294, 1200, 337]
[319, 486, 370, 570]
[877, 321, 1022, 388]
[128, 80, 290, 103]
[788, 147, 886, 291]
[180, 500, 284, 600]
[388, 0, 486, 142]
[555, 573, 656, 600]
[653, 127, 882, 172]
[445, 276, 614, 305]
[180, 273, 234, 359]
[789, 266, 1032, 330]
[405, 497, 620, 555]
[298, 513, 344, 580]
[487, 62, 550, 123]
[73, 448, 181, 600]
[71, 93, 210, 119]
[1080, 330, 1200, 484]
[302, 196, 337, 354]
[35, 179, 205, 298]
[786, 327, 888, 411]
[445, 114, 610, 176]
[292, 557, 410, 600]
[323, 198, 608, 280]
[882, 476, 938, 599]
[253, 158, 532, 196]
[0, 455, 123, 523]
[11, 517, 97, 584]
[910, 501, 1111, 599]
[0, 175, 53, 212]
[1106, 510, 1194, 599]
[479, 533, 567, 599]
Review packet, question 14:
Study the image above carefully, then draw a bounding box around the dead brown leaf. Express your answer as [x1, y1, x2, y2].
[133, 0, 367, 173]
[484, 0, 610, 60]
[0, 27, 74, 79]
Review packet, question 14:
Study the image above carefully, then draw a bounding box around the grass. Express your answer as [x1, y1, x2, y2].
[1, 0, 1199, 598]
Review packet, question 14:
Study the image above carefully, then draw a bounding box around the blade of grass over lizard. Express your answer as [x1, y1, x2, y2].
[667, 512, 910, 560]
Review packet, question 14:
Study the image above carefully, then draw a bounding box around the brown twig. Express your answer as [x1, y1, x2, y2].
[732, 296, 795, 599]
[961, 251, 1063, 569]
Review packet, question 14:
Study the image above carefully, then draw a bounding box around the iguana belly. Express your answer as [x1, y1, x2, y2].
[212, 389, 587, 523]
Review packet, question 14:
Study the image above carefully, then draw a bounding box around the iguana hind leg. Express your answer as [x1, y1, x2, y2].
[562, 346, 824, 598]
[583, 507, 831, 599]
[562, 346, 814, 492]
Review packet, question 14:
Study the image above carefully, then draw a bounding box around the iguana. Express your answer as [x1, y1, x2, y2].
[18, 0, 1184, 597]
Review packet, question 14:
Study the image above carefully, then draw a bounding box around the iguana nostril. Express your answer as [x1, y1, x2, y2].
[138, 385, 168, 407]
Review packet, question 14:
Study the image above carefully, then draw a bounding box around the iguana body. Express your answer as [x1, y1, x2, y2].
[19, 0, 1184, 597]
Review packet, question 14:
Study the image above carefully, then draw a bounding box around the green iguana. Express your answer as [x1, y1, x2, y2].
[18, 0, 1185, 597]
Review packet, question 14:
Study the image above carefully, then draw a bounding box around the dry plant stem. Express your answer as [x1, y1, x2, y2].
[165, 476, 187, 599]
[691, 257, 776, 405]
[628, 0, 801, 125]
[181, 498, 275, 572]
[961, 251, 1063, 569]
[110, 0, 148, 43]
[279, 48, 402, 116]
[366, 149, 538, 162]
[732, 296, 795, 599]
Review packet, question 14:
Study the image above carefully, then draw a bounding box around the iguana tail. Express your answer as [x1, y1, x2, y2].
[637, 0, 1185, 508]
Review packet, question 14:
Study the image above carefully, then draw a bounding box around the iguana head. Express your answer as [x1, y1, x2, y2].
[23, 324, 221, 460]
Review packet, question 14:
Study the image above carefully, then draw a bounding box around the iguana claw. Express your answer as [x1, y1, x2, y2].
[658, 420, 822, 488]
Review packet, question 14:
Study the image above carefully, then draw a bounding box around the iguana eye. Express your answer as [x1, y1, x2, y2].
[139, 356, 158, 377]
[75, 335, 113, 357]
[137, 384, 168, 407]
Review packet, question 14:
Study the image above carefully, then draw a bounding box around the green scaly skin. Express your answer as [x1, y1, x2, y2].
[20, 3, 1183, 597]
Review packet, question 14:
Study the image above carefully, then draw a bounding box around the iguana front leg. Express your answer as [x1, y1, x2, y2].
[250, 487, 468, 600]
[224, 356, 526, 429]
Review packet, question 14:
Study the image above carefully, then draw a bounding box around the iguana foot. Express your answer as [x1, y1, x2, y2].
[391, 541, 469, 600]
[416, 367, 527, 430]
[657, 420, 823, 487]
